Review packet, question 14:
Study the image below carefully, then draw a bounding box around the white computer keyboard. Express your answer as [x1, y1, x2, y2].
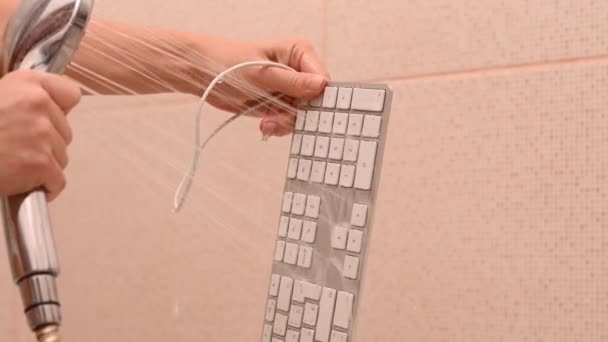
[261, 82, 393, 342]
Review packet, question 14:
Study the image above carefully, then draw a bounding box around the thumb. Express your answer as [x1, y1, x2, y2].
[256, 67, 327, 99]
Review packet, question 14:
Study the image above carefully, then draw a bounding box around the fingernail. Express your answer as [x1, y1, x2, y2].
[261, 121, 277, 137]
[305, 74, 325, 91]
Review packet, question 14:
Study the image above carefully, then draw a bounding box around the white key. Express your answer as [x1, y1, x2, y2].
[343, 139, 359, 162]
[282, 192, 293, 213]
[304, 283, 322, 301]
[343, 256, 359, 279]
[284, 242, 299, 265]
[319, 112, 334, 133]
[303, 302, 319, 326]
[288, 218, 303, 240]
[346, 229, 363, 253]
[316, 288, 337, 342]
[324, 163, 341, 185]
[322, 87, 338, 108]
[301, 135, 316, 157]
[339, 165, 355, 188]
[314, 136, 330, 158]
[265, 299, 277, 321]
[262, 324, 273, 342]
[279, 216, 289, 237]
[292, 193, 307, 216]
[332, 113, 348, 135]
[291, 134, 302, 155]
[286, 330, 300, 342]
[305, 196, 321, 218]
[288, 305, 304, 328]
[301, 328, 315, 342]
[333, 291, 354, 329]
[337, 88, 353, 110]
[292, 281, 305, 303]
[310, 94, 323, 107]
[297, 159, 312, 182]
[273, 313, 288, 336]
[270, 274, 281, 296]
[274, 241, 285, 261]
[347, 114, 363, 136]
[295, 111, 306, 131]
[352, 88, 386, 112]
[328, 138, 345, 160]
[297, 245, 313, 268]
[310, 161, 326, 183]
[305, 111, 320, 132]
[331, 226, 348, 250]
[277, 276, 294, 311]
[362, 115, 382, 138]
[350, 203, 368, 227]
[330, 330, 348, 342]
[354, 141, 377, 190]
[301, 221, 317, 243]
[287, 158, 298, 179]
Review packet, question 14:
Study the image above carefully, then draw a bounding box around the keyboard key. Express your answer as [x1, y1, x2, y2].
[301, 135, 316, 156]
[343, 139, 360, 162]
[333, 291, 354, 329]
[269, 274, 281, 296]
[319, 112, 334, 133]
[332, 113, 348, 134]
[328, 138, 345, 160]
[297, 159, 312, 182]
[354, 141, 377, 190]
[295, 111, 306, 131]
[287, 158, 298, 179]
[305, 195, 321, 218]
[263, 324, 273, 342]
[316, 288, 337, 342]
[325, 163, 341, 185]
[265, 299, 277, 321]
[347, 229, 363, 253]
[297, 245, 313, 268]
[347, 114, 363, 136]
[288, 305, 304, 328]
[330, 330, 348, 342]
[322, 87, 338, 108]
[284, 242, 299, 265]
[362, 115, 382, 138]
[273, 312, 288, 336]
[282, 192, 293, 213]
[331, 226, 348, 250]
[305, 111, 320, 132]
[303, 302, 319, 326]
[291, 134, 302, 155]
[274, 241, 285, 261]
[314, 136, 330, 158]
[301, 221, 317, 243]
[337, 88, 353, 110]
[286, 330, 300, 342]
[279, 216, 289, 237]
[292, 193, 307, 215]
[339, 165, 355, 188]
[310, 161, 326, 183]
[343, 256, 359, 279]
[351, 204, 368, 227]
[278, 276, 294, 311]
[352, 88, 386, 112]
[292, 281, 306, 303]
[287, 218, 302, 240]
[310, 94, 323, 107]
[304, 283, 322, 301]
[301, 328, 315, 342]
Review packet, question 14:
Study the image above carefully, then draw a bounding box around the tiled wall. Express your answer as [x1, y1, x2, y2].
[2, 1, 607, 341]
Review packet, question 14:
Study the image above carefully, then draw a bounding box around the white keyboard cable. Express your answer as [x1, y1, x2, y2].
[173, 61, 296, 212]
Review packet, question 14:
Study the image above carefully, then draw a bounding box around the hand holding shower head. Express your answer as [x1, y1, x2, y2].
[1, 0, 94, 341]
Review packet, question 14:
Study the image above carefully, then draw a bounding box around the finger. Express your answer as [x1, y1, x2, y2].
[39, 74, 82, 112]
[290, 41, 330, 78]
[256, 68, 327, 100]
[41, 157, 66, 202]
[260, 108, 296, 137]
[44, 100, 73, 144]
[47, 128, 69, 169]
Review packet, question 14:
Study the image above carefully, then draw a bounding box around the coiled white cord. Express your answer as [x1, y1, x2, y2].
[173, 61, 296, 212]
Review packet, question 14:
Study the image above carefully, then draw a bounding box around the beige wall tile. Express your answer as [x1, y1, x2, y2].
[326, 1, 608, 81]
[0, 243, 17, 341]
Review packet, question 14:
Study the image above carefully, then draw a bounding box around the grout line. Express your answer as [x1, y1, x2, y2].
[320, 0, 328, 64]
[357, 54, 608, 84]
